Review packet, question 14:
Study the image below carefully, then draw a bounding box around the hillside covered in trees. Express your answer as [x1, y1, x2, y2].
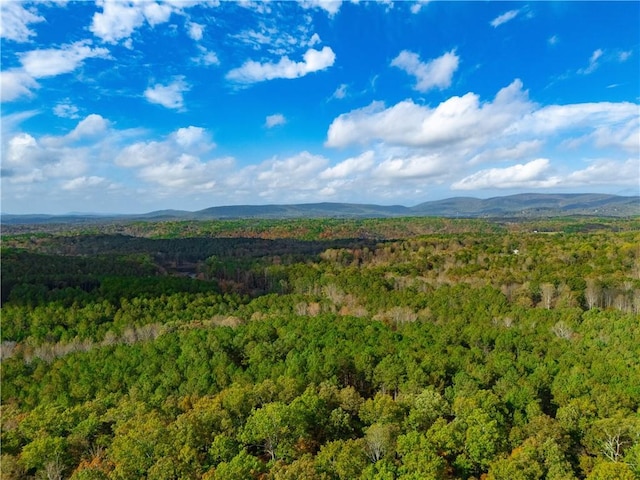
[1, 216, 639, 479]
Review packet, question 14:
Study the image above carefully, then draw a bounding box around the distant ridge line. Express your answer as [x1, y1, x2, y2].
[2, 193, 638, 224]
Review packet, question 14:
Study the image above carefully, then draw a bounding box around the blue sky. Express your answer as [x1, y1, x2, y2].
[1, 1, 639, 214]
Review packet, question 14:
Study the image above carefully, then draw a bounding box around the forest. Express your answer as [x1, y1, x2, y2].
[1, 216, 639, 480]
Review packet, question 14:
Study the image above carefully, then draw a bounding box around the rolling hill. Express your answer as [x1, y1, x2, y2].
[2, 193, 638, 225]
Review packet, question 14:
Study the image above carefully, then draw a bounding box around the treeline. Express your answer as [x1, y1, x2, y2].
[1, 216, 503, 239]
[1, 217, 639, 479]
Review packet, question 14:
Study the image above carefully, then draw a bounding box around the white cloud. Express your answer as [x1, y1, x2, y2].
[308, 33, 321, 47]
[62, 176, 108, 191]
[320, 151, 375, 179]
[331, 83, 348, 100]
[115, 126, 214, 169]
[327, 79, 532, 149]
[326, 79, 639, 164]
[173, 126, 215, 151]
[226, 46, 336, 84]
[138, 154, 230, 190]
[231, 16, 322, 58]
[391, 50, 459, 92]
[19, 40, 110, 78]
[187, 21, 205, 41]
[114, 125, 220, 191]
[116, 141, 170, 168]
[516, 102, 638, 137]
[578, 49, 603, 75]
[236, 1, 272, 14]
[577, 48, 634, 75]
[53, 100, 80, 119]
[4, 133, 42, 167]
[2, 130, 91, 185]
[0, 2, 45, 42]
[410, 0, 430, 14]
[373, 153, 448, 180]
[468, 140, 543, 165]
[233, 28, 274, 51]
[0, 110, 39, 134]
[254, 151, 329, 194]
[142, 1, 174, 26]
[67, 114, 110, 141]
[193, 46, 220, 66]
[91, 0, 159, 43]
[90, 1, 219, 43]
[619, 50, 632, 62]
[452, 158, 559, 190]
[565, 158, 640, 186]
[548, 35, 559, 46]
[265, 114, 287, 128]
[201, 51, 220, 65]
[144, 77, 190, 109]
[2, 118, 229, 211]
[590, 117, 639, 154]
[490, 9, 519, 28]
[0, 69, 39, 102]
[298, 0, 343, 16]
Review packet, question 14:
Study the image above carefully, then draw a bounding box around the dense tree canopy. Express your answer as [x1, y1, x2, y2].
[1, 217, 639, 479]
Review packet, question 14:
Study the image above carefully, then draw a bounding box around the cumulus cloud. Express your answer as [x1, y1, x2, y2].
[0, 69, 39, 102]
[0, 2, 45, 42]
[173, 126, 209, 148]
[391, 50, 459, 92]
[226, 46, 336, 84]
[265, 114, 287, 128]
[321, 79, 637, 197]
[490, 9, 519, 28]
[4, 133, 43, 168]
[2, 128, 92, 185]
[320, 151, 375, 179]
[516, 102, 639, 137]
[89, 1, 219, 43]
[468, 140, 543, 165]
[144, 77, 190, 109]
[19, 40, 110, 78]
[91, 0, 169, 43]
[67, 114, 110, 141]
[115, 141, 170, 168]
[115, 126, 214, 168]
[326, 79, 639, 160]
[298, 0, 343, 16]
[187, 21, 205, 41]
[588, 117, 639, 154]
[113, 125, 224, 191]
[327, 79, 532, 149]
[53, 100, 80, 119]
[565, 158, 640, 186]
[452, 158, 559, 190]
[374, 153, 447, 180]
[138, 154, 231, 190]
[254, 151, 329, 194]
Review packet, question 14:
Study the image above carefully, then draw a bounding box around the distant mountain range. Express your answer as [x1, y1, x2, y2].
[2, 193, 638, 225]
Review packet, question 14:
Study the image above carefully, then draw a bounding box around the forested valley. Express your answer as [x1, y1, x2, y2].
[1, 216, 639, 480]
